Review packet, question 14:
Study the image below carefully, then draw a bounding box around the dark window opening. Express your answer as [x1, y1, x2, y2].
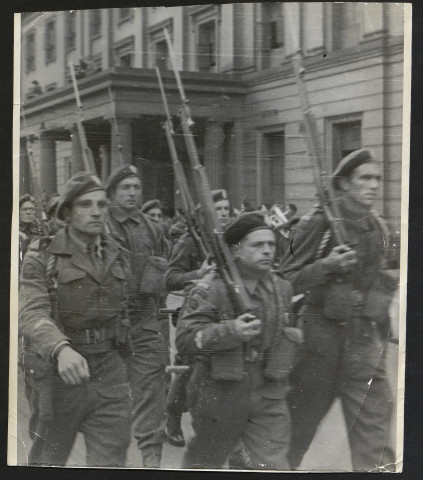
[154, 40, 169, 70]
[197, 20, 216, 71]
[90, 10, 102, 38]
[262, 131, 285, 205]
[25, 32, 36, 73]
[119, 53, 133, 68]
[65, 12, 76, 51]
[332, 120, 362, 167]
[45, 20, 56, 63]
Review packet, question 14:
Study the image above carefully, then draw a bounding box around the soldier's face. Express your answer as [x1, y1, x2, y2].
[20, 201, 36, 224]
[342, 163, 381, 208]
[112, 176, 142, 210]
[214, 199, 230, 228]
[146, 207, 163, 223]
[236, 229, 276, 274]
[68, 190, 108, 239]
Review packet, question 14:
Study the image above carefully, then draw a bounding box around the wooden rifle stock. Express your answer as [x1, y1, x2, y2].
[163, 28, 253, 314]
[291, 53, 348, 246]
[155, 66, 209, 259]
[68, 61, 97, 174]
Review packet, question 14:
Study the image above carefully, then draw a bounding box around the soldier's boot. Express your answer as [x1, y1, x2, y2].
[142, 444, 162, 468]
[166, 414, 185, 447]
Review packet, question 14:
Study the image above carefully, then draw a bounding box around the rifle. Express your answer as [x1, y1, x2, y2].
[155, 66, 209, 259]
[21, 111, 49, 236]
[291, 52, 348, 245]
[162, 28, 253, 316]
[68, 61, 97, 174]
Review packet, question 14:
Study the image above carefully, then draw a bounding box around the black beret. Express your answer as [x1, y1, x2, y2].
[224, 212, 272, 246]
[105, 164, 140, 195]
[19, 194, 35, 208]
[332, 149, 377, 190]
[141, 199, 161, 213]
[211, 189, 228, 203]
[56, 172, 104, 220]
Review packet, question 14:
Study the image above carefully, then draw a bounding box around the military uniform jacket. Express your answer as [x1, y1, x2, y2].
[19, 228, 128, 362]
[164, 232, 205, 292]
[176, 272, 300, 385]
[106, 208, 169, 299]
[280, 199, 398, 328]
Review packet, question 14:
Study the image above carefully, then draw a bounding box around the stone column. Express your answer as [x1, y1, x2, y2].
[111, 119, 132, 170]
[70, 126, 85, 175]
[225, 120, 243, 208]
[39, 131, 57, 195]
[204, 121, 225, 188]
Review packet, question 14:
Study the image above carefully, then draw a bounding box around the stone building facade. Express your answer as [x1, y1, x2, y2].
[19, 3, 406, 220]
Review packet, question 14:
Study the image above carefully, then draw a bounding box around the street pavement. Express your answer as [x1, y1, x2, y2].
[15, 292, 400, 471]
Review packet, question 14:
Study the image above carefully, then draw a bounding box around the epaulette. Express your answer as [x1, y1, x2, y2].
[300, 204, 323, 222]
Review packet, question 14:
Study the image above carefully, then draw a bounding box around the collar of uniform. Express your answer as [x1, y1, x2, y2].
[244, 273, 273, 295]
[47, 227, 106, 255]
[67, 226, 102, 254]
[109, 205, 142, 224]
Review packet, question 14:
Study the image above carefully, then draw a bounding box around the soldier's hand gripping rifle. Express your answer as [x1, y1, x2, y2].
[155, 66, 209, 260]
[163, 28, 254, 318]
[291, 51, 348, 246]
[68, 61, 97, 174]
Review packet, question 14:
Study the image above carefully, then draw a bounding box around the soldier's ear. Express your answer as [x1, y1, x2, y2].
[338, 177, 350, 192]
[231, 243, 241, 258]
[62, 206, 71, 222]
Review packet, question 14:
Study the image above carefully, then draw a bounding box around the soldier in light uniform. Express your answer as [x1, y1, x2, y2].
[19, 172, 132, 466]
[176, 213, 301, 469]
[280, 149, 398, 471]
[105, 165, 169, 468]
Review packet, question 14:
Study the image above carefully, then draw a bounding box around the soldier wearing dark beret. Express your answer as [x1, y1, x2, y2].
[280, 149, 397, 471]
[176, 212, 301, 469]
[163, 188, 231, 448]
[105, 164, 169, 468]
[19, 171, 132, 466]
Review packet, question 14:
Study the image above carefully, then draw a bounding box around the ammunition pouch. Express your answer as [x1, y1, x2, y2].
[264, 327, 303, 380]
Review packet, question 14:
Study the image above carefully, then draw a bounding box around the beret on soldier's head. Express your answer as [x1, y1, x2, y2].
[224, 212, 272, 246]
[19, 194, 35, 208]
[105, 164, 140, 196]
[211, 189, 228, 203]
[56, 172, 104, 221]
[332, 149, 377, 190]
[141, 199, 161, 213]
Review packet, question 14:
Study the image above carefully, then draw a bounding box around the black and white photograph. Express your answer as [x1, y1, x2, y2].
[9, 2, 410, 472]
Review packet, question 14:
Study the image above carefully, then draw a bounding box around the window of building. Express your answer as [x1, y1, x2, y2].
[90, 10, 102, 38]
[118, 8, 132, 24]
[189, 5, 220, 72]
[65, 11, 76, 51]
[332, 3, 361, 50]
[197, 20, 217, 72]
[260, 3, 284, 69]
[331, 119, 362, 167]
[114, 36, 135, 67]
[154, 39, 169, 70]
[260, 130, 285, 206]
[25, 31, 36, 73]
[45, 19, 56, 64]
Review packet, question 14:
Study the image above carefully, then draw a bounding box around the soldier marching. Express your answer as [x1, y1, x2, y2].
[18, 32, 400, 472]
